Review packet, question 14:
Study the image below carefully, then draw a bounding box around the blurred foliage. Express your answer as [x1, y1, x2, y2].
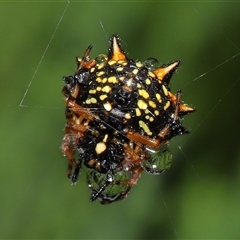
[1, 1, 240, 239]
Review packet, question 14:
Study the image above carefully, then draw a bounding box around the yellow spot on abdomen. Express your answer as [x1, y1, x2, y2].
[99, 94, 108, 101]
[108, 76, 118, 83]
[156, 93, 162, 102]
[95, 134, 108, 155]
[116, 67, 124, 72]
[148, 71, 155, 78]
[139, 120, 152, 136]
[96, 64, 104, 70]
[138, 89, 149, 99]
[164, 101, 170, 110]
[96, 71, 105, 77]
[149, 116, 154, 122]
[103, 102, 112, 111]
[132, 68, 139, 75]
[162, 85, 168, 96]
[102, 77, 107, 83]
[136, 62, 143, 68]
[96, 77, 102, 83]
[85, 98, 97, 104]
[89, 89, 96, 94]
[117, 60, 127, 65]
[119, 76, 125, 81]
[154, 110, 160, 116]
[90, 98, 97, 104]
[108, 59, 116, 65]
[102, 85, 112, 93]
[148, 100, 156, 108]
[124, 113, 131, 119]
[95, 142, 107, 155]
[145, 78, 151, 85]
[135, 108, 141, 117]
[137, 99, 148, 110]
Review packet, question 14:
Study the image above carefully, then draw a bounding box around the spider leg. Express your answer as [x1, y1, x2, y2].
[70, 157, 82, 184]
[76, 45, 96, 74]
[126, 132, 161, 148]
[89, 171, 132, 204]
[95, 164, 143, 204]
[158, 89, 190, 139]
[98, 186, 131, 204]
[118, 164, 144, 187]
[122, 140, 147, 166]
[90, 172, 113, 202]
[62, 100, 94, 184]
[61, 125, 79, 182]
[67, 99, 94, 122]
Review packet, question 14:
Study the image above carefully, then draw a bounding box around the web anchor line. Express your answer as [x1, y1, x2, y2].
[19, 1, 70, 107]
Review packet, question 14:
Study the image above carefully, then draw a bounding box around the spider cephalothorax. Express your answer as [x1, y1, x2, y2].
[61, 34, 195, 204]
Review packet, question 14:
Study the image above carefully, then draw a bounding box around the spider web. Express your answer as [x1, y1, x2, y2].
[2, 1, 240, 239]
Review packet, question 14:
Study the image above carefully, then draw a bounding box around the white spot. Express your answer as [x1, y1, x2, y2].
[95, 142, 107, 155]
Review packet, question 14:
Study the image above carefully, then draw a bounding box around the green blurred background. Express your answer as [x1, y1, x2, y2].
[1, 1, 240, 239]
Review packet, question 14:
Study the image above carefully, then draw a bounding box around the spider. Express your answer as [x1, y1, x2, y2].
[61, 34, 195, 204]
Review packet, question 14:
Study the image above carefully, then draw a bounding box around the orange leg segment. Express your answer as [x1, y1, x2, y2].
[62, 100, 95, 183]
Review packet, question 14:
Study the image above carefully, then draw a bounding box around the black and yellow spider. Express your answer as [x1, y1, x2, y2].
[61, 35, 195, 204]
